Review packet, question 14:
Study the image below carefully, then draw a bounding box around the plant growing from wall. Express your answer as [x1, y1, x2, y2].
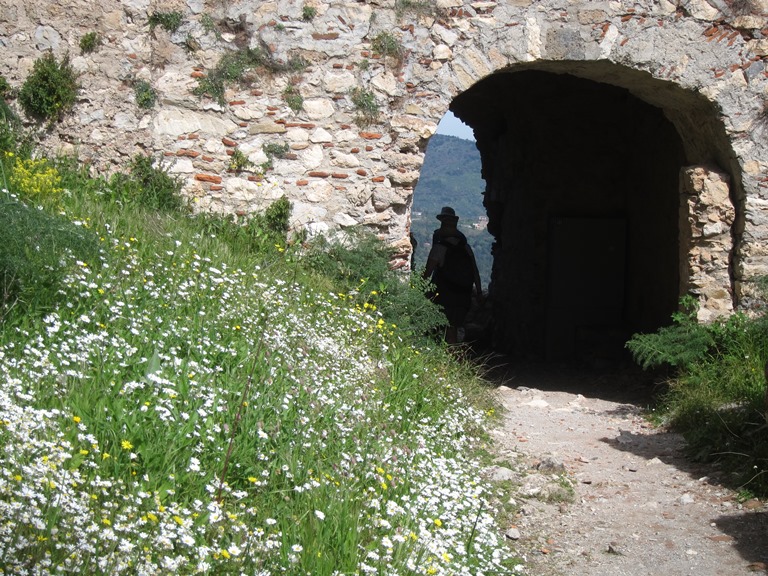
[134, 80, 157, 109]
[0, 75, 10, 98]
[260, 142, 290, 172]
[371, 31, 405, 68]
[200, 13, 222, 40]
[79, 31, 100, 54]
[185, 34, 201, 52]
[287, 55, 309, 72]
[282, 85, 303, 112]
[194, 44, 307, 105]
[228, 149, 253, 172]
[148, 11, 184, 33]
[263, 142, 290, 159]
[302, 5, 318, 21]
[394, 0, 438, 18]
[18, 53, 79, 123]
[350, 87, 379, 127]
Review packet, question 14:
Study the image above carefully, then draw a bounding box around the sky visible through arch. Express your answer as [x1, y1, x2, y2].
[436, 111, 475, 141]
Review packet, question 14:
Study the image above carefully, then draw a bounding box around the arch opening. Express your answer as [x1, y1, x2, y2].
[450, 66, 738, 364]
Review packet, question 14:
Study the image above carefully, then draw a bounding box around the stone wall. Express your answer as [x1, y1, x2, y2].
[3, 0, 768, 342]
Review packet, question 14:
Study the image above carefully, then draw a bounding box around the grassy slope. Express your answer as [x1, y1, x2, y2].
[0, 158, 523, 573]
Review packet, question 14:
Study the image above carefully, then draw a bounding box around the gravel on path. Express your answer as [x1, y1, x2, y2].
[484, 362, 768, 576]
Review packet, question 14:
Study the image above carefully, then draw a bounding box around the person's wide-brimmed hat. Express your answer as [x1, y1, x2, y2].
[436, 206, 458, 221]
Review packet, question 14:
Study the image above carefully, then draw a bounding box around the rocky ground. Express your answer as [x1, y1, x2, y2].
[482, 360, 768, 576]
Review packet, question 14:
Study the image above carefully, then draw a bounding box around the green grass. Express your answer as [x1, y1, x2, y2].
[0, 141, 523, 573]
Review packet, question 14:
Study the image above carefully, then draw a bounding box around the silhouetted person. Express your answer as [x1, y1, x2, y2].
[423, 206, 482, 344]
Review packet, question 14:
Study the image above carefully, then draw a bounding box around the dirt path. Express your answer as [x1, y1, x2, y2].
[484, 362, 768, 576]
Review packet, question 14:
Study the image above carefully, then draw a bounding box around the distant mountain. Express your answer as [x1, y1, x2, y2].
[412, 134, 493, 285]
[413, 134, 485, 219]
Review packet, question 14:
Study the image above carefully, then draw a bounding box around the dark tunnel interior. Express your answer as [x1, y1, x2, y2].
[451, 69, 692, 364]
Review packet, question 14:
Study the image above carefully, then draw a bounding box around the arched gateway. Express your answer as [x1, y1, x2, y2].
[3, 0, 768, 359]
[451, 63, 739, 360]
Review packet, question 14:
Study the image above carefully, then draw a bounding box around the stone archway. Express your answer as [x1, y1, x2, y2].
[450, 64, 738, 362]
[3, 0, 768, 343]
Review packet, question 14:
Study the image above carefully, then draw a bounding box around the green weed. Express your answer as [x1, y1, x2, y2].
[262, 142, 290, 171]
[79, 31, 100, 53]
[194, 45, 307, 106]
[133, 80, 157, 109]
[148, 11, 183, 33]
[350, 87, 379, 127]
[200, 13, 222, 40]
[0, 101, 32, 161]
[283, 84, 303, 112]
[301, 227, 446, 339]
[105, 155, 186, 212]
[227, 148, 253, 172]
[371, 31, 405, 67]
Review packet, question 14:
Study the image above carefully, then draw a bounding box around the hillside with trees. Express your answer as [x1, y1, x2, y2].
[412, 134, 493, 285]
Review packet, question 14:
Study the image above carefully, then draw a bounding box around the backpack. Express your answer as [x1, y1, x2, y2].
[434, 233, 474, 290]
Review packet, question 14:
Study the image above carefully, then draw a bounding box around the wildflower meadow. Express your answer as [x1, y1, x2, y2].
[0, 126, 523, 573]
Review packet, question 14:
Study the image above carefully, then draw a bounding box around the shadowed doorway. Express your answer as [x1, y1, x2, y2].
[453, 69, 690, 363]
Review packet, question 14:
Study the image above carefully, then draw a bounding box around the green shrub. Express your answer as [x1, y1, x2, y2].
[18, 53, 79, 123]
[79, 31, 100, 53]
[282, 85, 303, 112]
[190, 196, 292, 256]
[0, 196, 99, 323]
[148, 11, 183, 33]
[626, 296, 713, 370]
[628, 294, 768, 495]
[106, 155, 185, 212]
[350, 87, 379, 127]
[302, 228, 446, 339]
[194, 46, 269, 105]
[287, 55, 309, 72]
[133, 80, 157, 109]
[260, 194, 292, 236]
[302, 5, 318, 21]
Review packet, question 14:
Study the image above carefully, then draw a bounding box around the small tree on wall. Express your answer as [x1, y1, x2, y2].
[18, 52, 79, 123]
